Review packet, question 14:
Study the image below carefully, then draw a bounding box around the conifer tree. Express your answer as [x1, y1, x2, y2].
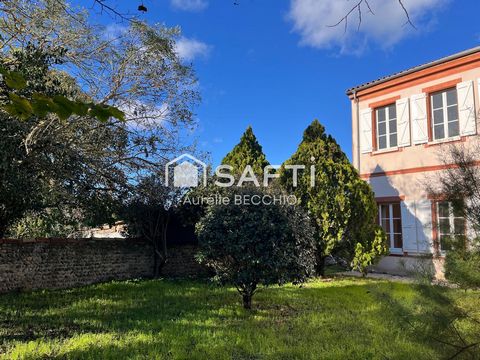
[222, 126, 269, 175]
[279, 120, 387, 276]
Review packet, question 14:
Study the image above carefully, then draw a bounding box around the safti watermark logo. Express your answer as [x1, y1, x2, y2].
[165, 154, 207, 188]
[165, 153, 317, 206]
[165, 153, 316, 189]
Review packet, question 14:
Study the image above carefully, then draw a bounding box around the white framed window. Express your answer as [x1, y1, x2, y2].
[436, 201, 465, 252]
[378, 203, 403, 253]
[376, 104, 397, 150]
[430, 88, 459, 140]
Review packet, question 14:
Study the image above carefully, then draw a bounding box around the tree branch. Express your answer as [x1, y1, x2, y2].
[398, 0, 416, 29]
[90, 0, 137, 22]
[329, 0, 416, 31]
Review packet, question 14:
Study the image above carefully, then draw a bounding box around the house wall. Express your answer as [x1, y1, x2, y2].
[350, 50, 480, 276]
[355, 62, 480, 177]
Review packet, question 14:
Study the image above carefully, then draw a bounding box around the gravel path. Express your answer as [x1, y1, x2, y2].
[336, 271, 416, 283]
[336, 271, 454, 287]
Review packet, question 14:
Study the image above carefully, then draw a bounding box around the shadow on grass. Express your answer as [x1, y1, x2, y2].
[0, 278, 447, 359]
[371, 282, 480, 360]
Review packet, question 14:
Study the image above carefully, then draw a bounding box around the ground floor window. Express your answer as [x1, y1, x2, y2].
[378, 203, 403, 253]
[436, 201, 465, 252]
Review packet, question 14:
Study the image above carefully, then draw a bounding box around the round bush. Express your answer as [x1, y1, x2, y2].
[195, 186, 316, 309]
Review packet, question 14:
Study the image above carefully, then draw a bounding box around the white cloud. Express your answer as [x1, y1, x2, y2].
[287, 0, 448, 53]
[103, 23, 128, 41]
[175, 37, 212, 61]
[119, 100, 169, 130]
[171, 0, 208, 11]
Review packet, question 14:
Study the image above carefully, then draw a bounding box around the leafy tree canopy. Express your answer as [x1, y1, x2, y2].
[0, 46, 129, 237]
[0, 65, 124, 122]
[0, 0, 200, 237]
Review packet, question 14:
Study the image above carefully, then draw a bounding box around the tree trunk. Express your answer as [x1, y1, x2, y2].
[155, 251, 166, 278]
[153, 245, 167, 278]
[316, 249, 326, 278]
[240, 283, 256, 310]
[242, 294, 252, 310]
[0, 223, 6, 239]
[158, 215, 169, 276]
[153, 244, 160, 278]
[150, 211, 170, 278]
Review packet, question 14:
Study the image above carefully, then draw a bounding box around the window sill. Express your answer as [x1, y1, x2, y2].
[371, 147, 401, 156]
[424, 136, 465, 147]
[389, 249, 404, 255]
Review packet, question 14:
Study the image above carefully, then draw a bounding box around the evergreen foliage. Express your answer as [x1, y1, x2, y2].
[221, 126, 269, 175]
[279, 120, 387, 275]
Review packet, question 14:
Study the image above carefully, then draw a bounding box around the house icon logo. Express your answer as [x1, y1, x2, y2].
[165, 154, 207, 187]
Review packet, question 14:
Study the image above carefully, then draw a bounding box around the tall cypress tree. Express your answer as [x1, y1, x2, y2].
[222, 126, 269, 175]
[279, 119, 387, 276]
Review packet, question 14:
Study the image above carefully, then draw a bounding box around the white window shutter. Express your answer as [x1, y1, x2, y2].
[400, 201, 416, 252]
[457, 80, 476, 136]
[396, 98, 411, 147]
[413, 199, 433, 253]
[359, 108, 373, 153]
[410, 93, 428, 144]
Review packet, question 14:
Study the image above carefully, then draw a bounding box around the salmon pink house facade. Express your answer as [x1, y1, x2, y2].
[347, 47, 480, 276]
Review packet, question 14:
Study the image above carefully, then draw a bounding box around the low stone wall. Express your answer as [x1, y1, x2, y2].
[162, 245, 209, 278]
[0, 238, 153, 293]
[0, 238, 209, 294]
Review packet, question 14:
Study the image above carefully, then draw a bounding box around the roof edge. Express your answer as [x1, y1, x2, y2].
[346, 46, 480, 96]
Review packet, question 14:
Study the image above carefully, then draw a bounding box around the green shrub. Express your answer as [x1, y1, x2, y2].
[195, 186, 316, 309]
[445, 246, 480, 289]
[351, 227, 387, 276]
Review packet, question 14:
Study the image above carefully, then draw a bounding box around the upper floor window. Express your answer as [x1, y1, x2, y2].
[378, 203, 403, 253]
[430, 88, 459, 141]
[436, 201, 465, 252]
[376, 104, 397, 150]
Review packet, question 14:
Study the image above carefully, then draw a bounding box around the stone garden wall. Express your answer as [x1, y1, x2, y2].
[162, 245, 209, 278]
[0, 238, 206, 293]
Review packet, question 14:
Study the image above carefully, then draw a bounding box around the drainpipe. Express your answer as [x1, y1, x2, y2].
[353, 90, 361, 171]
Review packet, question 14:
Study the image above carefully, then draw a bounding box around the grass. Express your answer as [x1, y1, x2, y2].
[0, 277, 477, 359]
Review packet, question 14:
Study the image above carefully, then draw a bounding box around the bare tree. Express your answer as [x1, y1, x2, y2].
[426, 141, 480, 237]
[329, 0, 415, 32]
[122, 175, 185, 277]
[376, 141, 480, 357]
[230, 0, 414, 32]
[410, 142, 480, 358]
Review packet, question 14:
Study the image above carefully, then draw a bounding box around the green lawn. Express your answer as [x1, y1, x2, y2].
[0, 277, 476, 359]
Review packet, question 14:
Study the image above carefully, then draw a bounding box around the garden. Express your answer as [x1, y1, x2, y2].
[1, 277, 478, 359]
[1, 1, 480, 359]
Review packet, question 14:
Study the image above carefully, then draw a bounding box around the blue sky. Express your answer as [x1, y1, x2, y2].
[87, 0, 478, 165]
